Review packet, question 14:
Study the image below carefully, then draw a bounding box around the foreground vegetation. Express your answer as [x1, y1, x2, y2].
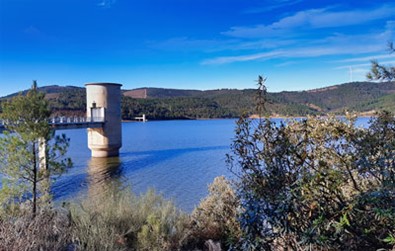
[228, 111, 394, 250]
[0, 179, 237, 250]
[224, 77, 394, 250]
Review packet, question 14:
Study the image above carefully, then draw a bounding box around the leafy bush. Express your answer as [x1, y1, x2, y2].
[228, 111, 395, 250]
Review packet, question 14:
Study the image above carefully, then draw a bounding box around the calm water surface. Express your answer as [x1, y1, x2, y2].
[53, 119, 236, 212]
[52, 117, 371, 212]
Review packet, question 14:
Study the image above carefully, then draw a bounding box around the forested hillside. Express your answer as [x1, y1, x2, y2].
[1, 81, 394, 119]
[123, 81, 395, 117]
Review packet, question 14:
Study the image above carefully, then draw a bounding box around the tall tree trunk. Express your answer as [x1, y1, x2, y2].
[38, 137, 51, 205]
[32, 141, 37, 216]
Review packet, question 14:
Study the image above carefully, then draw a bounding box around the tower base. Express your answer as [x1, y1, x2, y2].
[90, 147, 120, 158]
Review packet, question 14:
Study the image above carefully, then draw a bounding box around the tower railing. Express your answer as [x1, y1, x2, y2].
[50, 116, 105, 124]
[0, 116, 106, 131]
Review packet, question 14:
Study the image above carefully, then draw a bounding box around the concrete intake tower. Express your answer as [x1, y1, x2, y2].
[86, 83, 122, 157]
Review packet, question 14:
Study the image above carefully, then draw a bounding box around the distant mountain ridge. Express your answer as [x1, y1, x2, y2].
[1, 81, 394, 119]
[123, 88, 203, 99]
[3, 85, 84, 99]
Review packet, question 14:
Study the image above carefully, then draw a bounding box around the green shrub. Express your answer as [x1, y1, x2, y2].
[228, 111, 395, 250]
[70, 188, 188, 251]
[184, 176, 241, 249]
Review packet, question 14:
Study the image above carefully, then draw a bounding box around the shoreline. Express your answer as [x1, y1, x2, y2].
[122, 113, 377, 123]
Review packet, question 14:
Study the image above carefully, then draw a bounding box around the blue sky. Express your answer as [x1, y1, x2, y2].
[0, 0, 394, 96]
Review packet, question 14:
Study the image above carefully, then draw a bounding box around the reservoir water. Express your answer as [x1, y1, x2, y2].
[53, 119, 237, 212]
[49, 117, 371, 212]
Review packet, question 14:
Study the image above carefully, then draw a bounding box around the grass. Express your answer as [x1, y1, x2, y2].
[69, 187, 189, 250]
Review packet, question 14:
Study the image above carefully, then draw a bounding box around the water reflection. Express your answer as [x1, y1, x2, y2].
[87, 157, 124, 199]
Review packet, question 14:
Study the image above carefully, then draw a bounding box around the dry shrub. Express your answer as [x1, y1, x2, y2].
[70, 188, 188, 251]
[0, 208, 72, 251]
[185, 176, 241, 249]
[137, 199, 189, 251]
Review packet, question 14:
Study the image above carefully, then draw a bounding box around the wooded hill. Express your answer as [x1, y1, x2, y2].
[1, 81, 394, 119]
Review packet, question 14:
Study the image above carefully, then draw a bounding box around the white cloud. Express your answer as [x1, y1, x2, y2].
[23, 25, 54, 41]
[386, 20, 395, 31]
[334, 60, 395, 81]
[202, 44, 384, 65]
[202, 51, 283, 65]
[243, 0, 303, 14]
[335, 60, 395, 70]
[335, 54, 395, 63]
[308, 6, 394, 28]
[98, 0, 116, 8]
[24, 25, 42, 36]
[147, 37, 238, 52]
[223, 4, 395, 38]
[203, 14, 394, 66]
[149, 37, 299, 53]
[275, 61, 299, 67]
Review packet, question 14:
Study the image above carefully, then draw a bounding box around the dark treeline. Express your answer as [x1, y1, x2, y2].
[49, 87, 86, 117]
[121, 96, 237, 120]
[1, 81, 394, 119]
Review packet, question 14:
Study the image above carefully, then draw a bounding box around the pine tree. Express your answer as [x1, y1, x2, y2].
[0, 82, 72, 215]
[367, 42, 395, 81]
